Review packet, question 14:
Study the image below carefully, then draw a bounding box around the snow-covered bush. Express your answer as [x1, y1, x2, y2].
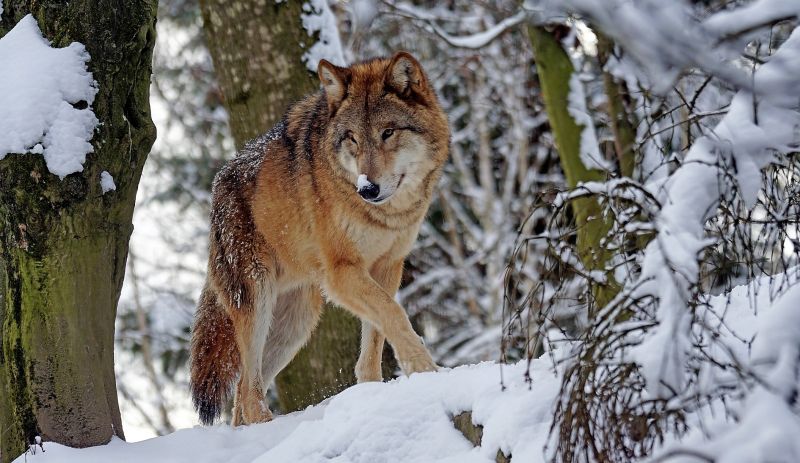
[498, 2, 800, 461]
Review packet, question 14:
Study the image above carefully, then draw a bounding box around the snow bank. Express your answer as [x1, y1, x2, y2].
[14, 271, 800, 462]
[653, 272, 800, 462]
[15, 360, 559, 463]
[0, 14, 98, 178]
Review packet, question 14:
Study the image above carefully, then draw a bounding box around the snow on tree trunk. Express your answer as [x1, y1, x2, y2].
[0, 1, 157, 461]
[198, 0, 362, 413]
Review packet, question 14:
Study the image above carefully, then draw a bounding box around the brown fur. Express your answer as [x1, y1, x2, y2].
[190, 52, 450, 425]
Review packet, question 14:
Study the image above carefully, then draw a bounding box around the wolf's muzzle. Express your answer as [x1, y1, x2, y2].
[358, 181, 381, 201]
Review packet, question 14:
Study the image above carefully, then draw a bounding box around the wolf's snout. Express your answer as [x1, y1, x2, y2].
[358, 182, 380, 201]
[356, 174, 381, 201]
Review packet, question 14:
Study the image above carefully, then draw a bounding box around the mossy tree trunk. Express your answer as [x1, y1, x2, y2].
[528, 26, 618, 311]
[0, 2, 157, 461]
[199, 0, 363, 413]
[596, 32, 637, 179]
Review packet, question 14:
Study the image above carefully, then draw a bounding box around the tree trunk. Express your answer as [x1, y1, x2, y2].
[528, 25, 618, 311]
[0, 2, 157, 461]
[199, 0, 362, 413]
[596, 32, 637, 179]
[199, 0, 318, 150]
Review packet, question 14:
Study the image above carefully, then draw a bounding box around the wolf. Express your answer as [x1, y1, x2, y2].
[190, 52, 450, 426]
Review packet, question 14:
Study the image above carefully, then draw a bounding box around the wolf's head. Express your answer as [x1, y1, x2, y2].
[318, 52, 449, 207]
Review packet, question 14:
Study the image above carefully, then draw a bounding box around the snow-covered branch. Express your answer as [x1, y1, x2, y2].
[383, 1, 527, 49]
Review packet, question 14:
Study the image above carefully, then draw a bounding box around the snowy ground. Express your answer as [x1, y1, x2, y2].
[16, 359, 560, 463]
[19, 271, 800, 462]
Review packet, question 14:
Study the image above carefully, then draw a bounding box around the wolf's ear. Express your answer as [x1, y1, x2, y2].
[385, 51, 426, 98]
[318, 59, 350, 112]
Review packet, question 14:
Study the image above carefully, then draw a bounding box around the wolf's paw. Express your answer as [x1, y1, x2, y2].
[242, 406, 273, 425]
[399, 353, 438, 375]
[235, 397, 273, 426]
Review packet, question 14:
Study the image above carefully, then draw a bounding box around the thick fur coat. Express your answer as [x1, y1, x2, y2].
[190, 52, 450, 425]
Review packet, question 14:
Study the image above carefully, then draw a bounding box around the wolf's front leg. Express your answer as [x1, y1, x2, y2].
[325, 261, 437, 376]
[356, 320, 385, 382]
[356, 259, 407, 382]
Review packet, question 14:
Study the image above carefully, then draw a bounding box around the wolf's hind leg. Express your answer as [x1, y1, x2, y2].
[260, 285, 323, 387]
[231, 380, 245, 426]
[230, 282, 275, 425]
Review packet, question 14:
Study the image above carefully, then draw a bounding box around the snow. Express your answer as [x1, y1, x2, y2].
[532, 0, 751, 92]
[650, 273, 800, 462]
[15, 273, 800, 462]
[567, 73, 610, 171]
[350, 0, 378, 31]
[100, 171, 116, 193]
[704, 0, 800, 38]
[629, 26, 800, 398]
[16, 360, 560, 463]
[301, 0, 347, 71]
[0, 14, 98, 178]
[356, 173, 370, 191]
[422, 10, 528, 49]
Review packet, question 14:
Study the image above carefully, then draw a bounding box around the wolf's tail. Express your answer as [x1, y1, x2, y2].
[190, 286, 240, 425]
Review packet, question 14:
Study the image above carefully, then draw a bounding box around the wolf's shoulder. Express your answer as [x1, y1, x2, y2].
[211, 120, 289, 194]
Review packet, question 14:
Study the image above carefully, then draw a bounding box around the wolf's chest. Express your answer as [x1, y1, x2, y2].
[340, 218, 405, 263]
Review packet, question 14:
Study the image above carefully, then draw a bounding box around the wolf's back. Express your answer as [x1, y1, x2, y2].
[190, 286, 239, 425]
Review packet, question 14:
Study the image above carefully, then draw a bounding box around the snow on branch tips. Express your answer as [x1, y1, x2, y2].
[301, 0, 347, 71]
[384, 1, 527, 49]
[632, 26, 800, 398]
[0, 15, 98, 179]
[526, 0, 800, 92]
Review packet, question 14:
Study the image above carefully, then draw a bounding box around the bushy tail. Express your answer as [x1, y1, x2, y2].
[190, 287, 240, 425]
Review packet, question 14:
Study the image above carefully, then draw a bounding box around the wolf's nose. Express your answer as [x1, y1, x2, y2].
[358, 182, 380, 200]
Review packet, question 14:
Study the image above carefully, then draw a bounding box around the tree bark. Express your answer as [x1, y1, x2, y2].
[0, 2, 157, 461]
[596, 32, 637, 179]
[528, 26, 618, 311]
[200, 0, 318, 150]
[199, 0, 363, 413]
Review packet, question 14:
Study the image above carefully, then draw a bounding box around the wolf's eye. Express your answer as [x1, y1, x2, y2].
[381, 128, 394, 141]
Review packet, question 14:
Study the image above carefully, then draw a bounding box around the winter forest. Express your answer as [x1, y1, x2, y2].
[1, 0, 799, 462]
